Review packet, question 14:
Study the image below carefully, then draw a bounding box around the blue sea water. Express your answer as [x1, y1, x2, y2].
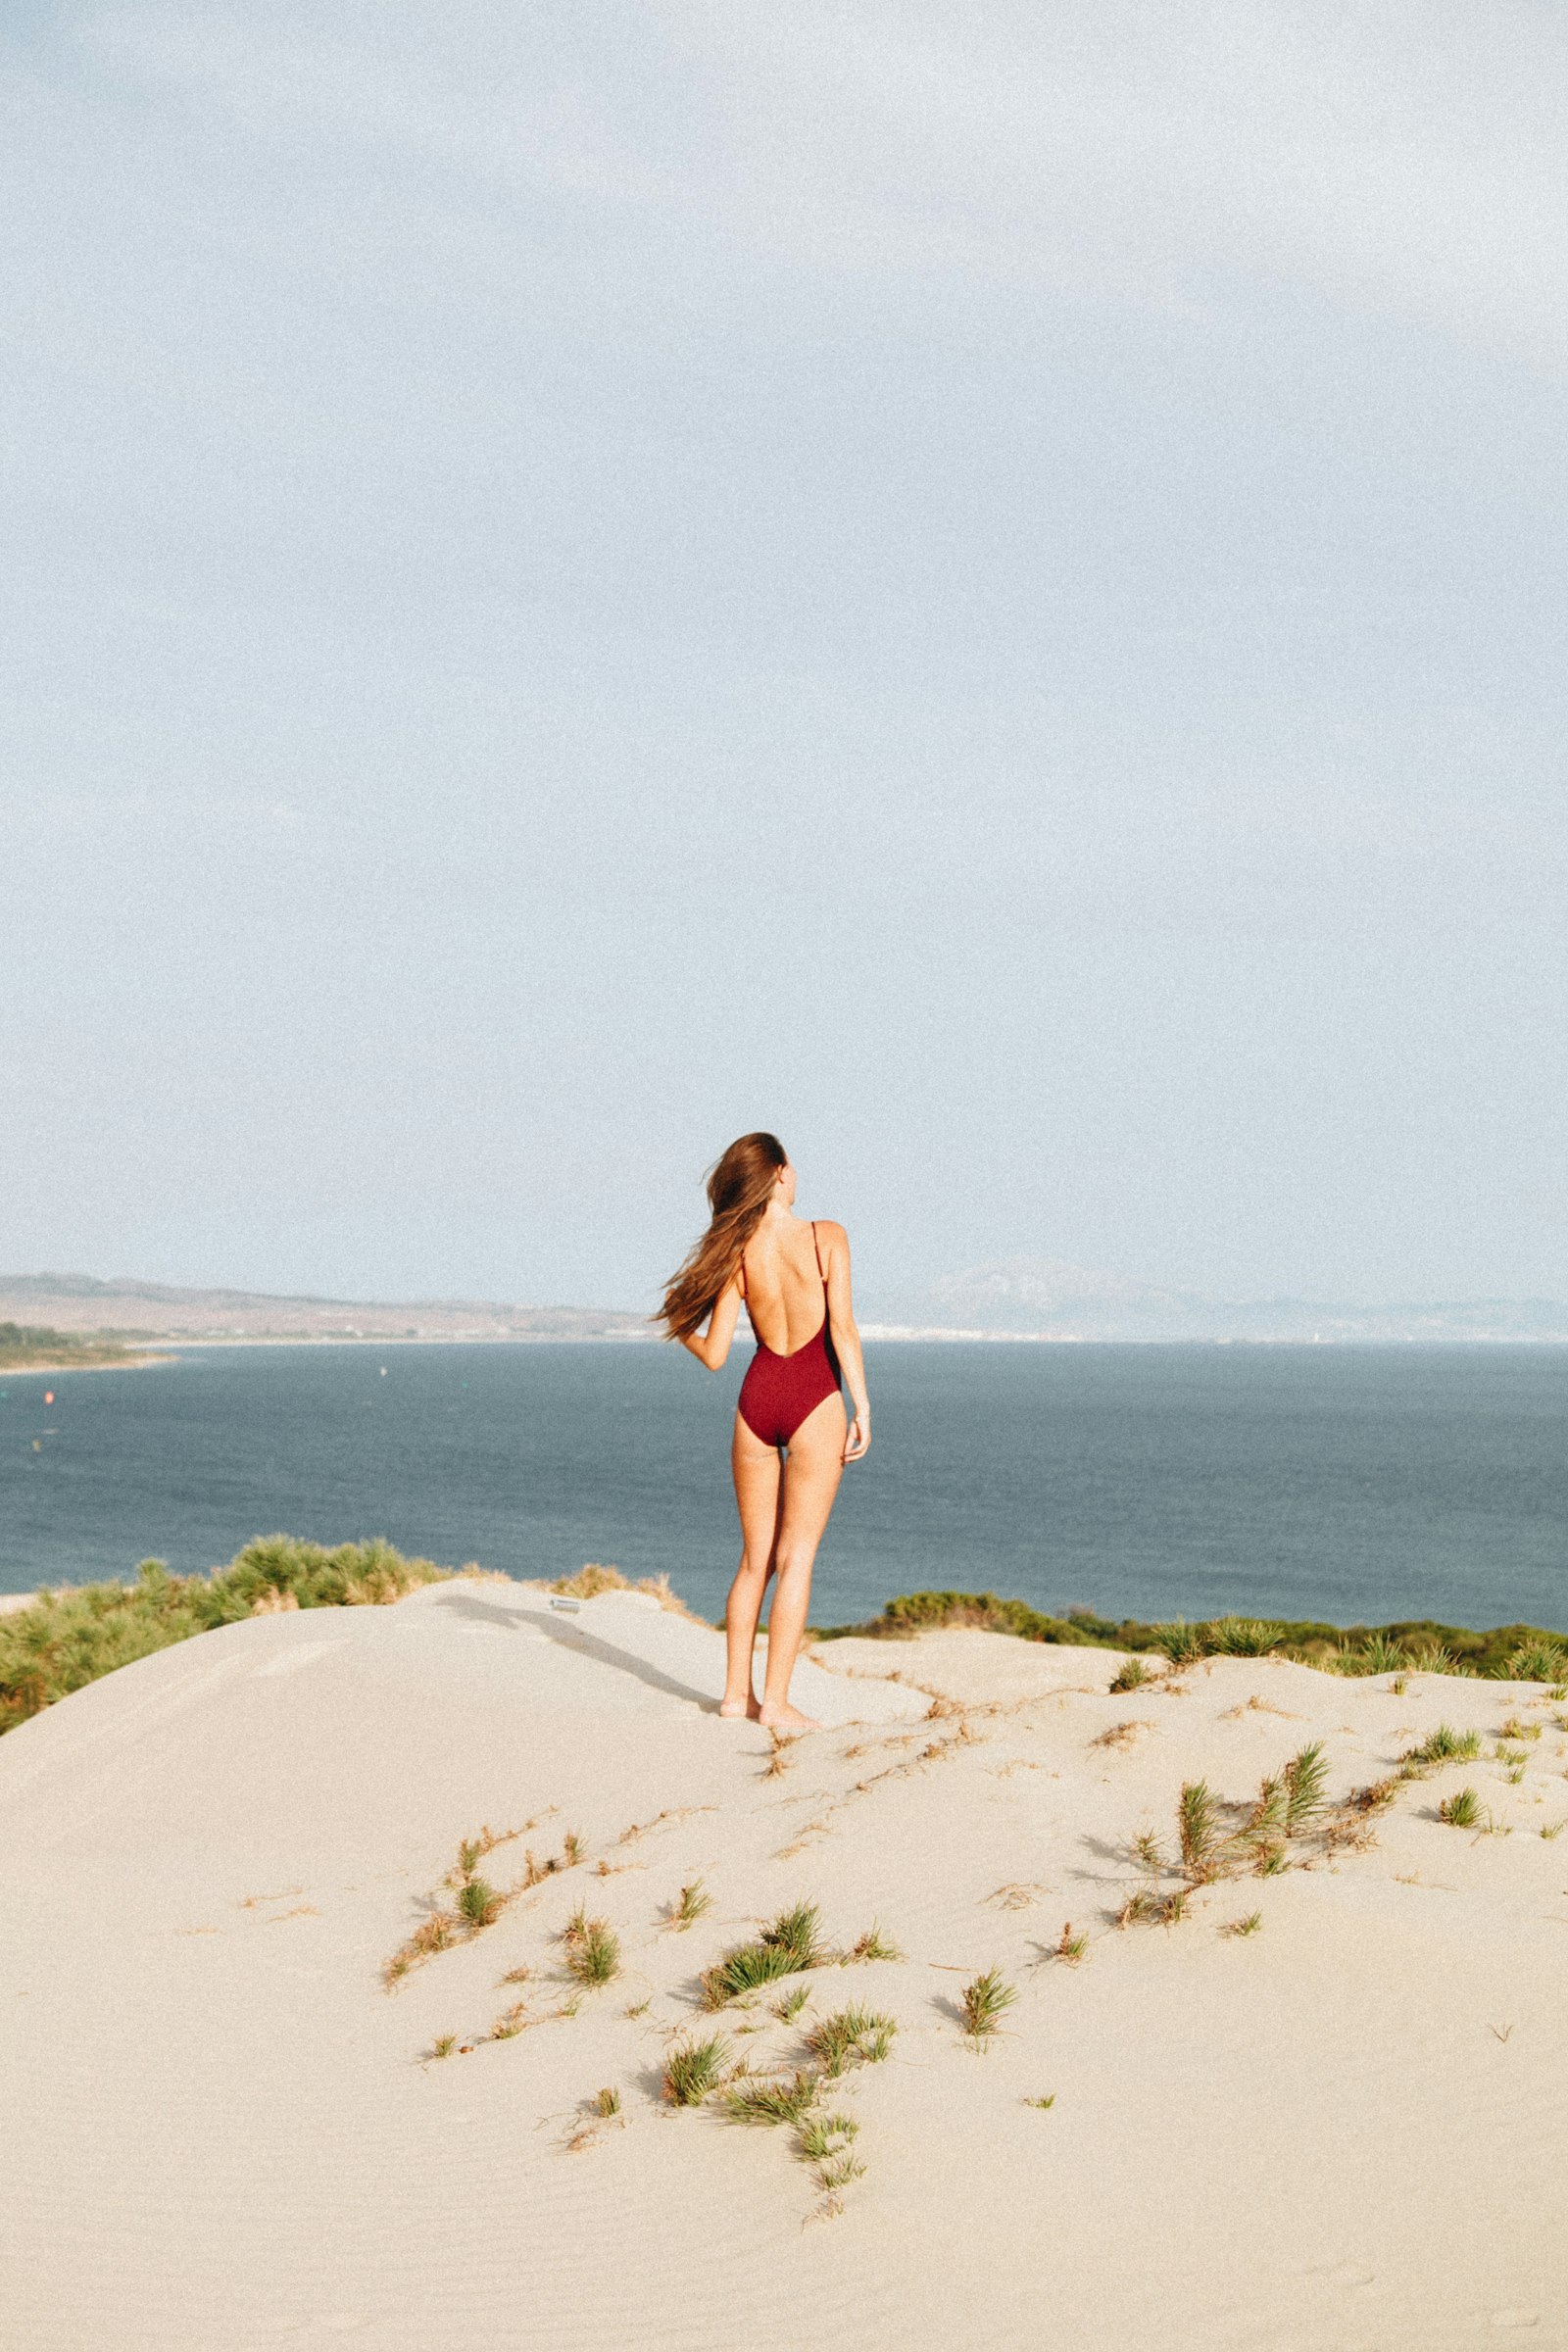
[1, 1342, 1565, 1632]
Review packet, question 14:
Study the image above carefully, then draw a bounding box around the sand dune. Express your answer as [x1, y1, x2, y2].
[3, 1580, 1567, 2350]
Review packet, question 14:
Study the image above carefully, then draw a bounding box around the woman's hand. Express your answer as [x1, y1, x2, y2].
[843, 1412, 870, 1463]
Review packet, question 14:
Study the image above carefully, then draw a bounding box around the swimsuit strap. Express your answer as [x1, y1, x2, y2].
[811, 1220, 824, 1280]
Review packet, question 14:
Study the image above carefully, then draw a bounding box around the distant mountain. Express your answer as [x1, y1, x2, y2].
[862, 1257, 1568, 1343]
[0, 1275, 648, 1344]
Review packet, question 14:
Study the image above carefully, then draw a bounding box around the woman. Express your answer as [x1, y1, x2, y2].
[661, 1132, 870, 1731]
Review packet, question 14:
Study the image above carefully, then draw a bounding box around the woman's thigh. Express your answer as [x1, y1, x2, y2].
[776, 1391, 848, 1558]
[731, 1412, 783, 1564]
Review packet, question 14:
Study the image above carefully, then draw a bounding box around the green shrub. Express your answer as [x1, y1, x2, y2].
[0, 1537, 454, 1736]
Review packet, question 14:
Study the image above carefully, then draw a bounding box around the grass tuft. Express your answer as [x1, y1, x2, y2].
[1438, 1787, 1482, 1828]
[773, 1983, 811, 2024]
[428, 2034, 457, 2060]
[1282, 1742, 1329, 1835]
[1108, 1655, 1151, 1692]
[669, 1879, 712, 1930]
[806, 2005, 897, 2076]
[701, 1901, 825, 2008]
[1221, 1911, 1263, 1938]
[1505, 1639, 1568, 1684]
[458, 1877, 503, 1930]
[725, 2069, 820, 2127]
[1177, 1780, 1219, 1880]
[662, 2034, 728, 2106]
[1054, 1922, 1088, 1964]
[563, 1910, 621, 1987]
[1403, 1724, 1482, 1764]
[843, 1924, 903, 1965]
[959, 1968, 1017, 2045]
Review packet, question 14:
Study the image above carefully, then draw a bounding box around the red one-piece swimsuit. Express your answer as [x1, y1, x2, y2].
[736, 1221, 843, 1448]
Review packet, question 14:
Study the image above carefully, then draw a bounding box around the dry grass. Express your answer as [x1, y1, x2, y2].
[1094, 1719, 1154, 1750]
[1221, 1912, 1263, 1938]
[763, 1732, 798, 1778]
[1053, 1922, 1089, 1964]
[842, 1924, 903, 1965]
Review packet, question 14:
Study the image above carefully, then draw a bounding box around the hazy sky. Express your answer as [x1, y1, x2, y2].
[4, 2, 1565, 1309]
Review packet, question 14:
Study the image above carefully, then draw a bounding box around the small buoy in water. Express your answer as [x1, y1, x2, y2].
[32, 1439, 42, 1451]
[379, 1366, 388, 1376]
[43, 1392, 54, 1405]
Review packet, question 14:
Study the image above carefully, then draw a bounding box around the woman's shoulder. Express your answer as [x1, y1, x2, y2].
[811, 1217, 850, 1250]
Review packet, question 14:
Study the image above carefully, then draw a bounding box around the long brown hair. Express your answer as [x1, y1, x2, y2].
[659, 1131, 788, 1341]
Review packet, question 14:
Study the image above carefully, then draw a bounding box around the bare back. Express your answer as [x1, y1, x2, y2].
[738, 1217, 829, 1355]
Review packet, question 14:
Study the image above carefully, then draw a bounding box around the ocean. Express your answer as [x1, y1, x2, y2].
[2, 1341, 1565, 1632]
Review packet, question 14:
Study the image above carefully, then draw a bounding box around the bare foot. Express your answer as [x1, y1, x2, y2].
[758, 1701, 821, 1733]
[718, 1696, 762, 1720]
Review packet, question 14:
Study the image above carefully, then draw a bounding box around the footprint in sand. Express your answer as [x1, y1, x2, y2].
[1490, 2312, 1539, 2330]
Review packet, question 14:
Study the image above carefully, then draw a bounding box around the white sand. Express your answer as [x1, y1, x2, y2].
[3, 1584, 1567, 2350]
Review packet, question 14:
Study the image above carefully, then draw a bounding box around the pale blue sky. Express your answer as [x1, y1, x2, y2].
[3, 3, 1565, 1308]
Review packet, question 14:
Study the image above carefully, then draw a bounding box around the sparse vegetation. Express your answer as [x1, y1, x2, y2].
[773, 1984, 811, 2024]
[1497, 1717, 1543, 1743]
[700, 1901, 826, 2008]
[1177, 1781, 1219, 1881]
[806, 2006, 896, 2075]
[1024, 2093, 1056, 2109]
[1054, 1923, 1088, 1964]
[662, 2034, 728, 2106]
[669, 1880, 712, 1931]
[843, 1924, 903, 1965]
[458, 1877, 503, 1930]
[1438, 1788, 1482, 1828]
[593, 2086, 621, 2118]
[428, 2034, 457, 2060]
[725, 2069, 820, 2127]
[1221, 1912, 1263, 1938]
[563, 1911, 621, 1987]
[799, 2111, 859, 2164]
[1108, 1655, 1152, 1692]
[1403, 1724, 1482, 1766]
[1282, 1742, 1328, 1835]
[959, 1968, 1017, 2045]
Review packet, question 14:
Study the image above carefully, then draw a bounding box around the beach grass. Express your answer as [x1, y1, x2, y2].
[815, 1591, 1568, 1681]
[806, 2005, 897, 2076]
[662, 2034, 729, 2106]
[958, 1968, 1017, 2045]
[0, 1537, 455, 1736]
[700, 1901, 826, 2008]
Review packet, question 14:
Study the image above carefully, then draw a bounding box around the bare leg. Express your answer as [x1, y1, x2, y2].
[760, 1391, 848, 1731]
[722, 1414, 783, 1718]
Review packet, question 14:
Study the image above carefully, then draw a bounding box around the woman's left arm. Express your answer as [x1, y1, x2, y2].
[821, 1222, 870, 1461]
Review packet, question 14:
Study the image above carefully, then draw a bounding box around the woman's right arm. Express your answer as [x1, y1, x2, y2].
[679, 1277, 743, 1371]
